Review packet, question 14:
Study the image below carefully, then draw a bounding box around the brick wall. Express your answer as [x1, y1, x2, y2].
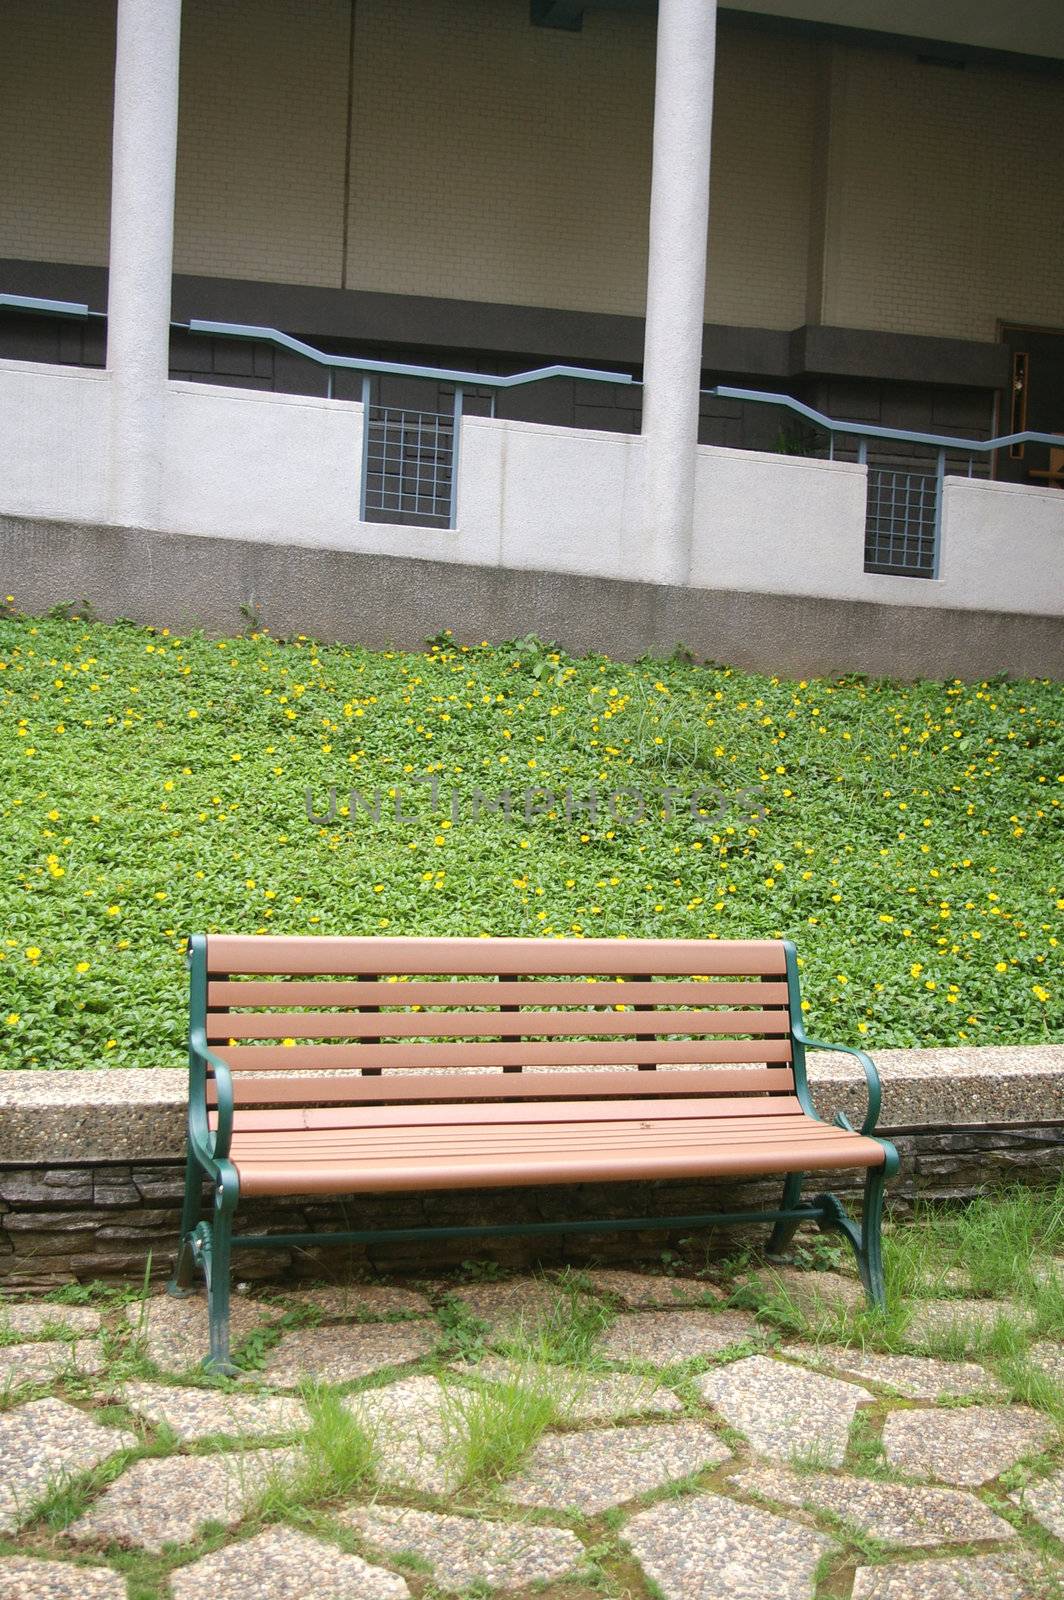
[344, 0, 655, 316]
[706, 28, 817, 331]
[174, 0, 350, 287]
[818, 45, 1064, 340]
[1, 1, 1062, 342]
[0, 0, 115, 267]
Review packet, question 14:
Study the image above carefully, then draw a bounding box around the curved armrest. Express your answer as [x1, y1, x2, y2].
[190, 1028, 235, 1161]
[791, 1023, 882, 1137]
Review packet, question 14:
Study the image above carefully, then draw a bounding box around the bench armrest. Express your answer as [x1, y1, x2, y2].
[791, 1022, 882, 1137]
[189, 1028, 234, 1162]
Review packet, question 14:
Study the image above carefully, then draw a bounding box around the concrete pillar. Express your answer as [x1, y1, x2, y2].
[641, 0, 717, 586]
[106, 0, 182, 528]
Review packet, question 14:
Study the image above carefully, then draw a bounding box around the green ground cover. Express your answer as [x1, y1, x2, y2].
[1, 612, 1060, 1069]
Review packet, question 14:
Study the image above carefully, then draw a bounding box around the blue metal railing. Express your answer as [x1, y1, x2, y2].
[4, 292, 1064, 567]
[0, 293, 633, 530]
[699, 386, 1064, 579]
[703, 383, 1064, 460]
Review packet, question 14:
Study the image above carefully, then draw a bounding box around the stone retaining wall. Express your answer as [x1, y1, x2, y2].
[1, 1047, 1062, 1288]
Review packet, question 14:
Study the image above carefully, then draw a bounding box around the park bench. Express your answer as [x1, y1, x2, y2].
[170, 934, 898, 1371]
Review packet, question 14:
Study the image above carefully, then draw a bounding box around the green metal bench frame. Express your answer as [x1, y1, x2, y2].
[169, 935, 898, 1373]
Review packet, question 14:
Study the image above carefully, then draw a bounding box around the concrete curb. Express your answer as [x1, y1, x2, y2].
[1, 1046, 1062, 1165]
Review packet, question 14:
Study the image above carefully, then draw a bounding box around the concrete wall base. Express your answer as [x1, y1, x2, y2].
[3, 512, 1062, 680]
[2, 1131, 1062, 1289]
[2, 1048, 1061, 1287]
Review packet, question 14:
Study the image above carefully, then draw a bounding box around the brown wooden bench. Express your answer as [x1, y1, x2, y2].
[169, 934, 898, 1371]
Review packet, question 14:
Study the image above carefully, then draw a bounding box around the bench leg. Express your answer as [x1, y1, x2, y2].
[201, 1182, 239, 1376]
[167, 1148, 206, 1299]
[812, 1165, 888, 1311]
[766, 1171, 805, 1257]
[856, 1164, 887, 1311]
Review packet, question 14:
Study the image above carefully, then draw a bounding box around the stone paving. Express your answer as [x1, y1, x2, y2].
[1011, 1466, 1064, 1540]
[697, 1353, 873, 1466]
[596, 1306, 761, 1362]
[0, 1559, 126, 1598]
[0, 1303, 102, 1337]
[344, 1375, 460, 1496]
[454, 1353, 684, 1420]
[168, 1526, 410, 1599]
[0, 1399, 138, 1534]
[63, 1447, 302, 1552]
[850, 1552, 1053, 1600]
[273, 1282, 432, 1320]
[580, 1267, 724, 1307]
[343, 1505, 584, 1590]
[880, 1404, 1054, 1485]
[124, 1291, 281, 1372]
[728, 1464, 1017, 1546]
[904, 1297, 1037, 1344]
[0, 1264, 1062, 1598]
[120, 1381, 310, 1441]
[779, 1343, 1005, 1400]
[0, 1338, 105, 1385]
[624, 1491, 833, 1600]
[249, 1320, 436, 1387]
[752, 1265, 867, 1317]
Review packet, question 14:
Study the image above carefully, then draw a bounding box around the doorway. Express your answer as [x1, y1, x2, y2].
[998, 324, 1064, 486]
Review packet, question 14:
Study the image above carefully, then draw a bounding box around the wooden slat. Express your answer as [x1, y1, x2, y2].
[215, 1094, 804, 1132]
[206, 1066, 795, 1107]
[231, 1121, 884, 1197]
[208, 979, 791, 1008]
[207, 1008, 790, 1043]
[233, 1125, 841, 1160]
[218, 1037, 794, 1072]
[231, 1121, 871, 1160]
[205, 935, 787, 977]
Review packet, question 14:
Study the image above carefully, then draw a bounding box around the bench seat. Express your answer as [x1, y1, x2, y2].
[224, 1098, 886, 1196]
[171, 934, 898, 1371]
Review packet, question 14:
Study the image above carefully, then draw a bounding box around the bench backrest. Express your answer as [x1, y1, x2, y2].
[192, 935, 801, 1109]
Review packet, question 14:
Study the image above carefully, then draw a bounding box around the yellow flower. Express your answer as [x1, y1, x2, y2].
[1033, 985, 1050, 1003]
[25, 947, 41, 961]
[910, 963, 923, 978]
[75, 961, 90, 974]
[5, 1013, 19, 1025]
[994, 962, 1008, 973]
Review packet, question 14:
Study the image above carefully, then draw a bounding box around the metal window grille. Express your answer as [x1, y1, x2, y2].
[361, 405, 456, 528]
[864, 466, 940, 578]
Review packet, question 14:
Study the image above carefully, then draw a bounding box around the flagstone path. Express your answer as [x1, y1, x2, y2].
[0, 1264, 1061, 1598]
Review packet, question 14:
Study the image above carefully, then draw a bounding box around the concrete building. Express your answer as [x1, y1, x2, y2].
[1, 0, 1063, 676]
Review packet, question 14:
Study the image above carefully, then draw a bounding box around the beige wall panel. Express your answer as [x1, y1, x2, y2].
[0, 0, 115, 266]
[174, 0, 350, 286]
[345, 0, 656, 315]
[706, 29, 817, 329]
[820, 48, 1064, 340]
